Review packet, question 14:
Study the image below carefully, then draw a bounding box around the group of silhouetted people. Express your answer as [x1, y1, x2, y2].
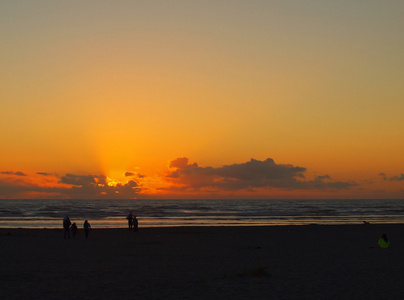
[63, 213, 138, 238]
[126, 211, 139, 232]
[63, 216, 91, 239]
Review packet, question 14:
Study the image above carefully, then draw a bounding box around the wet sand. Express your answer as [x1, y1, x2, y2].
[1, 225, 403, 299]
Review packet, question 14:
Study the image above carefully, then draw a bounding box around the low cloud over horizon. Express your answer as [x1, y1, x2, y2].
[59, 174, 141, 199]
[164, 158, 357, 192]
[1, 157, 403, 199]
[0, 172, 142, 199]
[379, 173, 404, 182]
[1, 171, 27, 176]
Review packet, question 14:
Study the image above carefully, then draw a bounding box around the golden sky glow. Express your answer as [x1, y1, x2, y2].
[1, 1, 403, 199]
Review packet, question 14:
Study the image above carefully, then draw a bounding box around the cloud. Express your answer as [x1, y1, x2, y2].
[390, 174, 404, 181]
[0, 158, 360, 199]
[1, 171, 27, 176]
[379, 173, 387, 180]
[165, 157, 356, 192]
[60, 174, 99, 186]
[36, 172, 54, 176]
[316, 175, 331, 180]
[0, 172, 142, 199]
[0, 178, 63, 198]
[311, 175, 356, 189]
[58, 174, 141, 199]
[379, 172, 404, 181]
[125, 171, 146, 178]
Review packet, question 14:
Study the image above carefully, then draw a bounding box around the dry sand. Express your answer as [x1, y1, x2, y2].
[1, 225, 403, 299]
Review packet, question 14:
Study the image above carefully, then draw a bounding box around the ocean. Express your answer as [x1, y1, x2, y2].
[1, 199, 404, 229]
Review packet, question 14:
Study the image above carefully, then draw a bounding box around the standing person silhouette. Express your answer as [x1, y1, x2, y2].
[126, 211, 133, 230]
[83, 220, 91, 239]
[63, 216, 71, 239]
[71, 222, 78, 238]
[133, 215, 139, 232]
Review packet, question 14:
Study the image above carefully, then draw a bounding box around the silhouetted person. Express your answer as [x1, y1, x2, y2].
[63, 216, 71, 239]
[126, 211, 133, 230]
[83, 220, 91, 239]
[133, 216, 139, 232]
[378, 233, 390, 248]
[71, 222, 78, 238]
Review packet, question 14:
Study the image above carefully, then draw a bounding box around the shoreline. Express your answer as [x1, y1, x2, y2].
[2, 224, 403, 299]
[2, 199, 404, 230]
[1, 222, 404, 231]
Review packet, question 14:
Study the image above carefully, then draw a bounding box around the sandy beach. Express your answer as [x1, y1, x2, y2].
[1, 224, 403, 299]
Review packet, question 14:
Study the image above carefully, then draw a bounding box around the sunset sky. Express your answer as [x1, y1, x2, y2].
[1, 1, 403, 199]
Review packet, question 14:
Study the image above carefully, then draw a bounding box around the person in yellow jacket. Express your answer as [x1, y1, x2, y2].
[378, 233, 390, 248]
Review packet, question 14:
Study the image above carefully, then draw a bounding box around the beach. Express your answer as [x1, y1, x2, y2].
[1, 225, 403, 299]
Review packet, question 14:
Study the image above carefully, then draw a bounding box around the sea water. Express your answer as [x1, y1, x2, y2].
[1, 199, 404, 229]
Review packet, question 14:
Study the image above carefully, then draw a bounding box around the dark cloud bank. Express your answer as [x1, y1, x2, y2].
[58, 174, 141, 199]
[165, 158, 357, 192]
[0, 173, 141, 199]
[1, 157, 362, 198]
[1, 171, 27, 176]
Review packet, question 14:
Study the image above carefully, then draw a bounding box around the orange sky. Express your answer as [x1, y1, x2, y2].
[1, 1, 403, 199]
